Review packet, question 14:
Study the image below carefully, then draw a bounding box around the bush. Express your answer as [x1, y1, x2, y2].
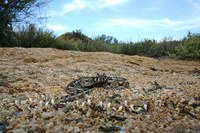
[157, 37, 180, 57]
[0, 0, 49, 46]
[120, 39, 157, 56]
[11, 24, 63, 48]
[175, 32, 200, 60]
[1, 25, 199, 60]
[108, 44, 122, 54]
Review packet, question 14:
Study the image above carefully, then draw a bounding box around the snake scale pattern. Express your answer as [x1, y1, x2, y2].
[64, 73, 129, 102]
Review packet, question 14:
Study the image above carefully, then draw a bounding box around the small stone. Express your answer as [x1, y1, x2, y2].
[20, 99, 29, 105]
[13, 112, 20, 117]
[99, 101, 103, 107]
[124, 100, 128, 107]
[29, 98, 33, 104]
[145, 115, 151, 119]
[62, 105, 74, 113]
[65, 118, 74, 123]
[55, 103, 66, 109]
[74, 126, 81, 132]
[87, 99, 91, 106]
[118, 106, 123, 112]
[50, 99, 55, 105]
[188, 99, 196, 106]
[67, 126, 74, 132]
[165, 101, 175, 109]
[75, 100, 80, 107]
[0, 121, 8, 132]
[75, 117, 83, 123]
[133, 126, 141, 133]
[107, 102, 111, 110]
[56, 111, 65, 117]
[130, 104, 135, 111]
[99, 126, 121, 132]
[194, 96, 200, 101]
[196, 124, 200, 131]
[81, 101, 86, 109]
[0, 80, 3, 86]
[143, 102, 150, 111]
[110, 115, 127, 121]
[86, 109, 92, 117]
[12, 128, 26, 133]
[41, 112, 54, 119]
[45, 101, 49, 107]
[172, 124, 185, 133]
[190, 103, 200, 108]
[38, 100, 43, 107]
[46, 122, 54, 129]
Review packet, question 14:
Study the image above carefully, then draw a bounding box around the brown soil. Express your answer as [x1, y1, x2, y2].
[0, 48, 200, 132]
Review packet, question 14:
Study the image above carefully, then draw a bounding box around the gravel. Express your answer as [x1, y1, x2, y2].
[0, 48, 200, 132]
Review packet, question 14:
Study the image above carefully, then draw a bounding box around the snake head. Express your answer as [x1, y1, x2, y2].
[94, 73, 107, 83]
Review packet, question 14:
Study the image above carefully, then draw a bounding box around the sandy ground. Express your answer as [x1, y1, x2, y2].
[0, 48, 200, 132]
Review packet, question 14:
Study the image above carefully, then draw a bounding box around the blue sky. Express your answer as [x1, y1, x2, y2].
[46, 0, 200, 42]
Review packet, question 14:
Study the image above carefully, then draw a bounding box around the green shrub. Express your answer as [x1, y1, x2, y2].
[156, 37, 180, 57]
[175, 32, 200, 60]
[12, 24, 63, 48]
[108, 44, 122, 53]
[1, 25, 199, 60]
[120, 39, 157, 56]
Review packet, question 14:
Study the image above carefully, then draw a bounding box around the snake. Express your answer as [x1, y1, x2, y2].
[63, 73, 129, 102]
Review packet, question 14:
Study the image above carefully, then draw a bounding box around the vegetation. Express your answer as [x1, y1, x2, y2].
[0, 24, 199, 60]
[0, 22, 199, 60]
[0, 1, 199, 60]
[0, 0, 200, 60]
[0, 0, 49, 45]
[13, 24, 64, 48]
[174, 32, 200, 60]
[57, 30, 199, 60]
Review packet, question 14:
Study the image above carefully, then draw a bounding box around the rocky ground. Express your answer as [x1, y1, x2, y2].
[0, 47, 200, 132]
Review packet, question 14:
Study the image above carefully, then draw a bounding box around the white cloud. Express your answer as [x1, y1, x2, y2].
[172, 17, 200, 30]
[100, 0, 129, 8]
[46, 24, 67, 32]
[62, 0, 87, 14]
[95, 17, 200, 31]
[49, 0, 129, 16]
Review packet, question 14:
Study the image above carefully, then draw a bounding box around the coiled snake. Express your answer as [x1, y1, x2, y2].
[64, 73, 129, 102]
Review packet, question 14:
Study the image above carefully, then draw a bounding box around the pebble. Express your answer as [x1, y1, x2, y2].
[0, 121, 8, 132]
[110, 115, 127, 121]
[46, 122, 54, 129]
[12, 128, 26, 133]
[196, 124, 200, 131]
[56, 110, 65, 117]
[165, 101, 175, 109]
[41, 112, 54, 119]
[86, 109, 92, 117]
[99, 126, 121, 132]
[133, 127, 141, 133]
[0, 48, 200, 132]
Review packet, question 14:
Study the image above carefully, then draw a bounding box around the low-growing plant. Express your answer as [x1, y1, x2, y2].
[1, 25, 199, 60]
[175, 32, 200, 60]
[12, 24, 63, 48]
